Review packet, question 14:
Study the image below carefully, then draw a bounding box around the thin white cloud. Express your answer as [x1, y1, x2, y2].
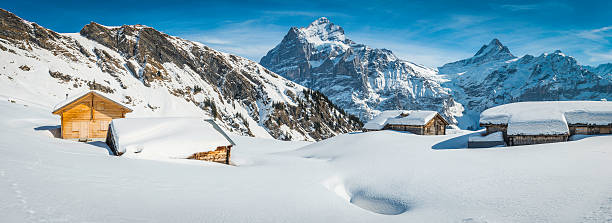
[199, 37, 233, 45]
[495, 2, 571, 12]
[179, 19, 288, 62]
[577, 26, 612, 42]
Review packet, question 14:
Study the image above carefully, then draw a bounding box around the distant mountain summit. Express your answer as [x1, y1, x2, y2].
[472, 39, 515, 62]
[585, 63, 612, 77]
[261, 17, 463, 123]
[439, 39, 612, 129]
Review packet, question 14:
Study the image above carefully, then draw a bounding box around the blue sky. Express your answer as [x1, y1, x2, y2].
[3, 0, 612, 67]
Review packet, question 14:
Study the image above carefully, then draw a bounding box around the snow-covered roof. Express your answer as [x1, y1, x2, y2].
[109, 117, 234, 159]
[468, 131, 504, 142]
[52, 90, 132, 114]
[480, 101, 612, 135]
[364, 110, 443, 130]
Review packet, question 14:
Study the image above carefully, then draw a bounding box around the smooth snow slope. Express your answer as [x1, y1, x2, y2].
[1, 97, 612, 222]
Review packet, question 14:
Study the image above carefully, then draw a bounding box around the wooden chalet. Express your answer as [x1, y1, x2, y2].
[52, 91, 132, 140]
[479, 101, 612, 146]
[363, 110, 449, 135]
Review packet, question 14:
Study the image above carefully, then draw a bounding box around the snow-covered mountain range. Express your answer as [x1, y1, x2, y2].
[439, 39, 612, 129]
[585, 63, 612, 77]
[261, 18, 612, 129]
[0, 9, 361, 141]
[260, 17, 464, 124]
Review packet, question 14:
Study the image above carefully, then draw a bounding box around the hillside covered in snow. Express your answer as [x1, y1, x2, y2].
[0, 9, 361, 141]
[2, 98, 612, 222]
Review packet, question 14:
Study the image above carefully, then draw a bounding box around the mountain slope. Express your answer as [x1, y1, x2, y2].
[439, 40, 612, 129]
[0, 9, 361, 141]
[585, 63, 612, 77]
[260, 17, 463, 124]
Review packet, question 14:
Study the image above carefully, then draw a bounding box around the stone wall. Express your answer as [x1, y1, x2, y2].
[188, 146, 232, 164]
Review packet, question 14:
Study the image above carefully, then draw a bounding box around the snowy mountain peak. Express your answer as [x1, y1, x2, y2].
[261, 18, 462, 124]
[298, 17, 348, 45]
[439, 39, 516, 72]
[310, 17, 331, 26]
[474, 38, 513, 59]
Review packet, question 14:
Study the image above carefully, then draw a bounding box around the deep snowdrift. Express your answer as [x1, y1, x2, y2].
[1, 97, 612, 222]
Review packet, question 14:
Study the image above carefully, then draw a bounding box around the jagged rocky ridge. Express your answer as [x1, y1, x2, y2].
[261, 17, 612, 130]
[585, 63, 612, 77]
[0, 9, 361, 141]
[439, 39, 612, 129]
[260, 17, 464, 124]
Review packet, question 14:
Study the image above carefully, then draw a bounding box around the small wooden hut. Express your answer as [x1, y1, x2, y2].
[106, 117, 235, 164]
[363, 110, 448, 135]
[479, 101, 612, 146]
[52, 91, 132, 140]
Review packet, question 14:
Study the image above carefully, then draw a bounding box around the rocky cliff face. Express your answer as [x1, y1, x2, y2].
[260, 17, 463, 124]
[585, 63, 612, 77]
[0, 9, 361, 141]
[439, 40, 612, 129]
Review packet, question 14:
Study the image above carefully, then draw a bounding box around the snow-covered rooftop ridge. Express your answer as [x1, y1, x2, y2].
[480, 101, 612, 135]
[52, 90, 132, 113]
[109, 117, 234, 159]
[364, 110, 440, 130]
[468, 131, 504, 142]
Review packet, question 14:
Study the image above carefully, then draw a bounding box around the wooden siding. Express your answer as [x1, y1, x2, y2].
[383, 115, 447, 135]
[188, 146, 232, 164]
[59, 93, 128, 139]
[568, 125, 612, 135]
[508, 135, 569, 146]
[482, 124, 508, 135]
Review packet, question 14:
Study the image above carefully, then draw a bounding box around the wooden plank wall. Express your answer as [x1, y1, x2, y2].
[188, 146, 232, 164]
[508, 135, 568, 146]
[61, 94, 126, 139]
[568, 125, 612, 135]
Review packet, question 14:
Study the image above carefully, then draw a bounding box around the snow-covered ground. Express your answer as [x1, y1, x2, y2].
[1, 98, 612, 222]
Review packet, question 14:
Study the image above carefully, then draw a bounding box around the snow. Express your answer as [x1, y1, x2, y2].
[565, 110, 612, 125]
[298, 17, 349, 50]
[109, 117, 234, 159]
[363, 110, 404, 130]
[387, 110, 438, 126]
[2, 98, 612, 222]
[52, 90, 132, 113]
[481, 101, 612, 135]
[363, 110, 439, 130]
[468, 131, 503, 142]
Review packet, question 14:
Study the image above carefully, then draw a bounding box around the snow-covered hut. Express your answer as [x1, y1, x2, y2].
[468, 132, 505, 148]
[480, 101, 612, 146]
[52, 91, 132, 140]
[363, 110, 448, 135]
[105, 117, 235, 164]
